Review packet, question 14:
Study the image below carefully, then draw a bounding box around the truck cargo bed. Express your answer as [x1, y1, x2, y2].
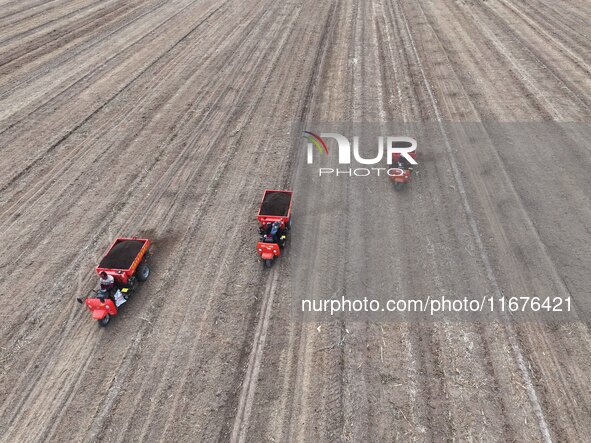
[259, 191, 292, 216]
[98, 239, 146, 270]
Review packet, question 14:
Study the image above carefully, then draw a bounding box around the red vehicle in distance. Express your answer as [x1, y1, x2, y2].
[389, 150, 417, 191]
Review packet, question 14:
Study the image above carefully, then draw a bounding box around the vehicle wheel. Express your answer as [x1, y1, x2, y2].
[286, 219, 292, 230]
[137, 264, 150, 282]
[393, 182, 405, 191]
[98, 314, 111, 327]
[264, 259, 273, 268]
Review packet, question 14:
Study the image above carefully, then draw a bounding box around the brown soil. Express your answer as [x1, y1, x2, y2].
[259, 191, 291, 217]
[98, 239, 145, 270]
[1, 1, 590, 442]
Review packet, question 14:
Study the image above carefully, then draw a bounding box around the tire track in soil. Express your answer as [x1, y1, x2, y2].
[379, 0, 457, 438]
[286, 2, 357, 440]
[0, 0, 230, 336]
[284, 3, 357, 441]
[338, 0, 564, 440]
[305, 2, 361, 439]
[1, 1, 256, 432]
[2, 3, 292, 438]
[0, 1, 135, 72]
[372, 3, 430, 438]
[111, 4, 304, 441]
[0, 0, 118, 49]
[0, 0, 48, 22]
[475, 0, 591, 115]
[0, 0, 169, 96]
[2, 0, 591, 441]
[0, 0, 92, 39]
[428, 0, 588, 436]
[386, 0, 555, 440]
[230, 4, 346, 442]
[497, 0, 591, 65]
[81, 1, 312, 440]
[343, 2, 461, 439]
[0, 0, 276, 356]
[230, 272, 280, 443]
[227, 2, 342, 441]
[0, 0, 226, 227]
[419, 0, 591, 437]
[0, 1, 250, 438]
[338, 2, 389, 441]
[0, 0, 82, 26]
[0, 0, 195, 130]
[155, 8, 304, 441]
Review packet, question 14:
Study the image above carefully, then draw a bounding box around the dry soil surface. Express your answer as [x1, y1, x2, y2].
[1, 0, 591, 442]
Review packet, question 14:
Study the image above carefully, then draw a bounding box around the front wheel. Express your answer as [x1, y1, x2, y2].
[264, 259, 273, 268]
[136, 263, 150, 282]
[98, 314, 111, 327]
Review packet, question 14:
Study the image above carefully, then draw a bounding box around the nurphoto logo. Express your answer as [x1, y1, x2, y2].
[303, 131, 418, 176]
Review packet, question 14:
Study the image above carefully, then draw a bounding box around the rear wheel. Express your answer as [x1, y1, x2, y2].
[393, 181, 405, 191]
[264, 259, 273, 268]
[137, 263, 150, 282]
[98, 314, 111, 327]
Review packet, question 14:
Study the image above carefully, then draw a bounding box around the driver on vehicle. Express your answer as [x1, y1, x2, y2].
[99, 271, 115, 294]
[271, 221, 286, 248]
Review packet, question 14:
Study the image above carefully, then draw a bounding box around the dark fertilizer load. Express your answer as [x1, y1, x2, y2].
[260, 192, 291, 216]
[99, 240, 145, 269]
